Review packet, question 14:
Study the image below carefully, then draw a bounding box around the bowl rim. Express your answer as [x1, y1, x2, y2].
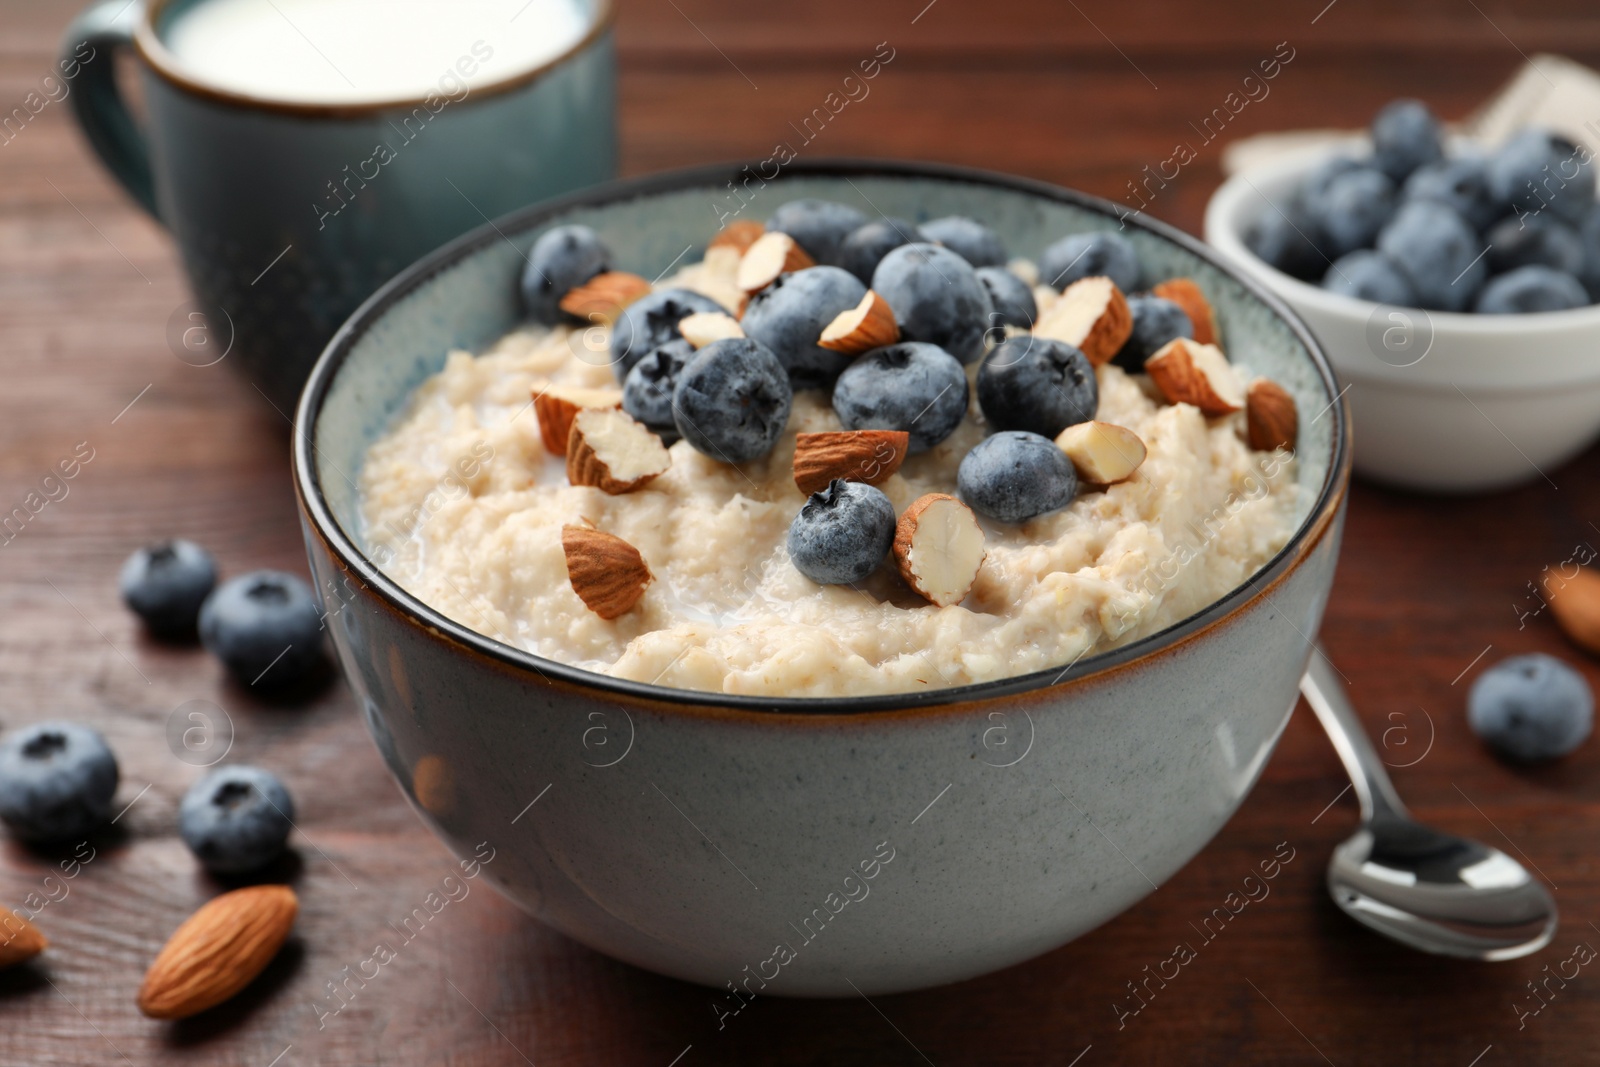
[1205, 148, 1600, 331]
[293, 157, 1351, 716]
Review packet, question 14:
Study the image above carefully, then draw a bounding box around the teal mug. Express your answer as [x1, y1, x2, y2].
[61, 0, 616, 410]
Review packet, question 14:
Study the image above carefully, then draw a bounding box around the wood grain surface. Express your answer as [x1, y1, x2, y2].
[2, 0, 1599, 1063]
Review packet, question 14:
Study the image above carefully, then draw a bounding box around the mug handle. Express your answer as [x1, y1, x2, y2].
[61, 0, 160, 220]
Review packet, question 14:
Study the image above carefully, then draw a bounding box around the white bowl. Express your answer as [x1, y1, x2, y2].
[1206, 148, 1600, 492]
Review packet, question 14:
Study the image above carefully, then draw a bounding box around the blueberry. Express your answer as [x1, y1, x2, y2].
[119, 539, 217, 638]
[837, 218, 919, 284]
[0, 722, 118, 842]
[871, 243, 994, 364]
[918, 216, 1008, 268]
[1475, 266, 1589, 314]
[609, 288, 727, 379]
[199, 570, 324, 686]
[1112, 295, 1193, 372]
[1323, 250, 1417, 305]
[786, 480, 896, 585]
[672, 337, 793, 462]
[975, 266, 1037, 330]
[766, 200, 869, 265]
[1403, 156, 1499, 230]
[1375, 201, 1485, 311]
[1579, 207, 1600, 299]
[831, 342, 969, 454]
[179, 765, 295, 874]
[1301, 155, 1366, 203]
[1243, 201, 1327, 281]
[1370, 99, 1444, 182]
[1468, 653, 1592, 761]
[740, 266, 867, 389]
[977, 336, 1097, 437]
[957, 431, 1077, 524]
[520, 225, 611, 326]
[1305, 166, 1397, 257]
[621, 338, 693, 440]
[1485, 214, 1585, 275]
[1488, 128, 1592, 225]
[1038, 231, 1141, 292]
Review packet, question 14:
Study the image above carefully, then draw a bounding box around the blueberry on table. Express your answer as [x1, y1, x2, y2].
[1369, 99, 1444, 182]
[1305, 166, 1397, 257]
[1375, 201, 1486, 311]
[975, 266, 1037, 331]
[1485, 214, 1585, 275]
[871, 242, 994, 364]
[1112, 295, 1193, 372]
[1403, 156, 1499, 231]
[957, 431, 1077, 524]
[119, 539, 217, 638]
[1037, 231, 1142, 292]
[179, 765, 295, 874]
[919, 216, 1009, 268]
[766, 200, 869, 265]
[837, 218, 920, 284]
[977, 335, 1098, 437]
[740, 266, 867, 389]
[609, 288, 727, 379]
[1468, 653, 1592, 761]
[1243, 202, 1327, 281]
[0, 722, 118, 842]
[672, 337, 793, 462]
[622, 338, 693, 441]
[1475, 266, 1589, 314]
[199, 571, 324, 686]
[520, 225, 611, 326]
[832, 341, 969, 454]
[1488, 127, 1593, 226]
[1322, 250, 1418, 305]
[787, 480, 897, 585]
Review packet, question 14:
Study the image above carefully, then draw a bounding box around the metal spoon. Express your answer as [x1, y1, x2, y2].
[1300, 650, 1558, 960]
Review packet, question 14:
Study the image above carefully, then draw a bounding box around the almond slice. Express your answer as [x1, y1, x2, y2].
[792, 430, 909, 495]
[562, 524, 653, 619]
[1549, 566, 1600, 656]
[736, 232, 815, 292]
[708, 219, 766, 255]
[894, 494, 987, 607]
[138, 885, 297, 1020]
[678, 311, 745, 348]
[1246, 378, 1298, 452]
[0, 910, 47, 968]
[534, 383, 623, 455]
[818, 290, 899, 355]
[1055, 421, 1147, 485]
[558, 271, 652, 326]
[567, 408, 672, 494]
[1033, 275, 1133, 366]
[1152, 277, 1218, 345]
[1145, 338, 1244, 415]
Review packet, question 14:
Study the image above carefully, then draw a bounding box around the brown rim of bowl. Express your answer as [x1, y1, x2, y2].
[132, 0, 614, 118]
[293, 158, 1353, 718]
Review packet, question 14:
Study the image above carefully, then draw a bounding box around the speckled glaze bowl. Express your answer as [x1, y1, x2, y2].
[294, 161, 1351, 997]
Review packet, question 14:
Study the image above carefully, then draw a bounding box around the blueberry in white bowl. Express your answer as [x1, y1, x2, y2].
[179, 764, 295, 874]
[1304, 166, 1396, 258]
[199, 570, 324, 686]
[1322, 249, 1416, 304]
[1475, 265, 1589, 314]
[1487, 128, 1591, 226]
[1375, 200, 1485, 311]
[1468, 653, 1592, 761]
[1403, 156, 1499, 230]
[1370, 98, 1444, 182]
[120, 539, 217, 638]
[0, 722, 119, 842]
[1484, 214, 1584, 275]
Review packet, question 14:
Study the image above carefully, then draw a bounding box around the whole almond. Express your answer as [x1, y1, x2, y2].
[1549, 566, 1600, 657]
[138, 885, 297, 1020]
[558, 271, 652, 326]
[1246, 378, 1298, 452]
[0, 910, 47, 968]
[707, 219, 766, 255]
[793, 430, 909, 495]
[563, 525, 653, 619]
[1152, 278, 1218, 346]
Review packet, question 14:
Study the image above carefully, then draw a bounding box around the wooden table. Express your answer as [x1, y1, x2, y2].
[3, 0, 1599, 1062]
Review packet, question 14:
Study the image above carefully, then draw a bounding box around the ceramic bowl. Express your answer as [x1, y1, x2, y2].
[294, 160, 1350, 996]
[1206, 147, 1600, 493]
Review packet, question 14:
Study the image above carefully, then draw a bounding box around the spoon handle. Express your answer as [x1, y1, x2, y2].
[1300, 649, 1409, 822]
